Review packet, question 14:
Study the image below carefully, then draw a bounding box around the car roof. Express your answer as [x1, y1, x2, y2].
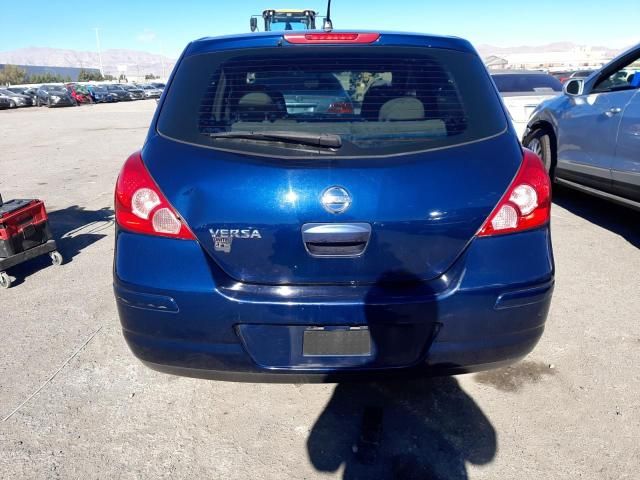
[489, 70, 550, 75]
[186, 30, 476, 56]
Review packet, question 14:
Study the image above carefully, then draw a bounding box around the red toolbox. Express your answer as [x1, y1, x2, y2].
[0, 195, 63, 289]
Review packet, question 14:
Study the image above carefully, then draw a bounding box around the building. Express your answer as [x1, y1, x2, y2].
[0, 64, 101, 81]
[485, 55, 509, 70]
[482, 44, 620, 72]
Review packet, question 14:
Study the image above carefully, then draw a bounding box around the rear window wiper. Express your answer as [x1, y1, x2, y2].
[207, 131, 342, 149]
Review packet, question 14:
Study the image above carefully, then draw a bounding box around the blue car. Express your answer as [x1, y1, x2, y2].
[114, 31, 554, 382]
[86, 84, 116, 103]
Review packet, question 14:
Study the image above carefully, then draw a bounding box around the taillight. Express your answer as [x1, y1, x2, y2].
[115, 151, 195, 240]
[284, 33, 380, 44]
[478, 149, 551, 237]
[327, 101, 354, 114]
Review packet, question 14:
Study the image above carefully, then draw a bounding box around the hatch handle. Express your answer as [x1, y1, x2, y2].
[302, 223, 371, 257]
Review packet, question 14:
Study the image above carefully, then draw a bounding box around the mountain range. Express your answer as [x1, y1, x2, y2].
[0, 47, 176, 77]
[476, 42, 625, 58]
[0, 42, 631, 76]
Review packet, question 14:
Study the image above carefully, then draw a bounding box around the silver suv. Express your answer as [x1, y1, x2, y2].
[524, 43, 640, 210]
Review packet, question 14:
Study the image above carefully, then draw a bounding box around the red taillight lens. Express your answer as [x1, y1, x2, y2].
[478, 149, 551, 237]
[327, 101, 354, 114]
[284, 32, 380, 44]
[115, 152, 195, 240]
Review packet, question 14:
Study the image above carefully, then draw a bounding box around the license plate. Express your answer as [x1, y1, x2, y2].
[303, 327, 371, 356]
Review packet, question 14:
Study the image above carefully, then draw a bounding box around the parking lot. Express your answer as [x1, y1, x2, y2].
[0, 101, 638, 479]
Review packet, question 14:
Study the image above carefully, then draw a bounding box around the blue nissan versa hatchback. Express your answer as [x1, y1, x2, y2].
[113, 31, 554, 382]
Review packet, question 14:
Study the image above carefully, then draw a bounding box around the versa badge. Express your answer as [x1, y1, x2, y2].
[210, 228, 262, 253]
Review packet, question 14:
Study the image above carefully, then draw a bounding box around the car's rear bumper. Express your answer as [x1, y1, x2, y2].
[124, 323, 546, 382]
[114, 227, 554, 382]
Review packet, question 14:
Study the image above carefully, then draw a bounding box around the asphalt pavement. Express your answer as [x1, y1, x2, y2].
[0, 102, 638, 479]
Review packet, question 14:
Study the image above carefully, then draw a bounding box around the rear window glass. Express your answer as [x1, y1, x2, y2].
[46, 85, 67, 93]
[492, 74, 562, 93]
[252, 71, 344, 93]
[158, 46, 507, 158]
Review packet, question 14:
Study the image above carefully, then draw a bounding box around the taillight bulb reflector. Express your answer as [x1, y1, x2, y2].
[509, 184, 538, 216]
[131, 188, 161, 219]
[152, 207, 182, 235]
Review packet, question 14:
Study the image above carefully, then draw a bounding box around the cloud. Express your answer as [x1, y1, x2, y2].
[136, 29, 157, 44]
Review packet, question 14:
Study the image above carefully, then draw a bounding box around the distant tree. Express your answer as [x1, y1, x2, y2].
[27, 73, 47, 83]
[118, 73, 128, 83]
[144, 73, 158, 80]
[27, 72, 69, 84]
[103, 74, 115, 81]
[0, 64, 27, 85]
[77, 69, 104, 82]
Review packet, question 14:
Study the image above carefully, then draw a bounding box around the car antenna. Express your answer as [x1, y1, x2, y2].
[323, 0, 333, 31]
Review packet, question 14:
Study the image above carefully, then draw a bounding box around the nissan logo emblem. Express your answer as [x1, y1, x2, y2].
[321, 186, 351, 214]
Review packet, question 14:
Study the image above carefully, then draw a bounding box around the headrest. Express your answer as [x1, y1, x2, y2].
[238, 92, 275, 107]
[378, 97, 425, 121]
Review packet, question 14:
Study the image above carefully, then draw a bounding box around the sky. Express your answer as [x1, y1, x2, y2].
[1, 0, 638, 58]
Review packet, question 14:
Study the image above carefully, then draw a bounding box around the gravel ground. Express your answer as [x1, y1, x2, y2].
[0, 101, 638, 479]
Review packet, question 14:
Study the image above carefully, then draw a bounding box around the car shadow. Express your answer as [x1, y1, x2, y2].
[307, 272, 496, 479]
[6, 205, 113, 286]
[307, 377, 496, 479]
[553, 185, 640, 249]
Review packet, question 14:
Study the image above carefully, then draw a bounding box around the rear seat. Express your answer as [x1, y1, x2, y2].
[378, 97, 425, 121]
[231, 86, 287, 122]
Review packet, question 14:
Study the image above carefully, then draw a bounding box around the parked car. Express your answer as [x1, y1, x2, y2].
[121, 84, 145, 100]
[86, 84, 116, 103]
[550, 71, 573, 83]
[566, 70, 595, 81]
[105, 84, 133, 101]
[65, 83, 93, 104]
[251, 71, 353, 114]
[6, 86, 37, 103]
[0, 92, 17, 109]
[114, 30, 554, 382]
[0, 96, 11, 110]
[0, 88, 34, 107]
[151, 82, 165, 90]
[491, 70, 563, 140]
[140, 84, 162, 99]
[524, 43, 640, 210]
[36, 84, 75, 107]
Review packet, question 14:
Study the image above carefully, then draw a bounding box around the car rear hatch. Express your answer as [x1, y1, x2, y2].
[144, 132, 519, 285]
[147, 35, 518, 286]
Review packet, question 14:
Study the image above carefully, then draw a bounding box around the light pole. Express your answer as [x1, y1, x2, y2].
[159, 39, 166, 80]
[94, 28, 104, 77]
